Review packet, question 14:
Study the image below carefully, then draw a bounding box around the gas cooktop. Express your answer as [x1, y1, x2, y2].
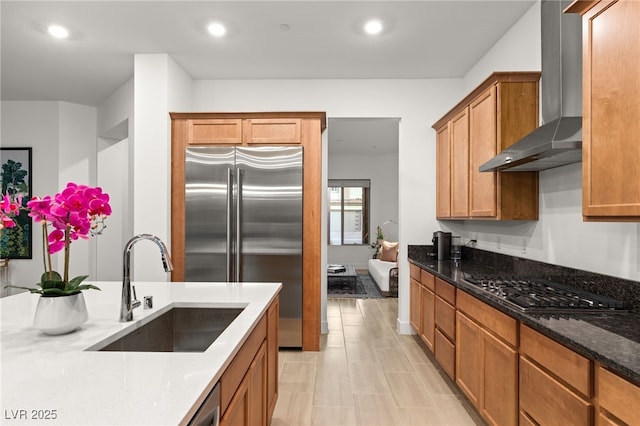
[463, 274, 626, 313]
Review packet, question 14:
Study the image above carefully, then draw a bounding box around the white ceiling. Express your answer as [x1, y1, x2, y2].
[1, 0, 536, 153]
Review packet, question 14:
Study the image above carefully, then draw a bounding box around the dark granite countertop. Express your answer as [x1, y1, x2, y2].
[408, 246, 640, 386]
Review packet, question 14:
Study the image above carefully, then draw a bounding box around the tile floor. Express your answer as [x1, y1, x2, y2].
[272, 297, 485, 426]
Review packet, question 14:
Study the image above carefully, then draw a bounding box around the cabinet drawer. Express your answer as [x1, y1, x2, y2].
[598, 365, 640, 426]
[420, 269, 435, 291]
[409, 263, 421, 281]
[435, 296, 455, 341]
[435, 328, 455, 380]
[520, 325, 592, 398]
[435, 278, 455, 305]
[244, 118, 302, 144]
[187, 119, 243, 145]
[520, 357, 592, 426]
[457, 290, 517, 346]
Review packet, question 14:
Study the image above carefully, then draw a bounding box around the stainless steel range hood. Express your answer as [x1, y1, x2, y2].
[480, 0, 582, 173]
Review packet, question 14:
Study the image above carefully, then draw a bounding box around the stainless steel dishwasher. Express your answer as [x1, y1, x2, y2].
[188, 381, 220, 426]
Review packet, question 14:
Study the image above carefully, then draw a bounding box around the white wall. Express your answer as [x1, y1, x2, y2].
[1, 101, 98, 292]
[327, 151, 399, 269]
[131, 54, 192, 281]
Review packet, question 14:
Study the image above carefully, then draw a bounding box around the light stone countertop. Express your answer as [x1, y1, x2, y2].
[0, 281, 281, 425]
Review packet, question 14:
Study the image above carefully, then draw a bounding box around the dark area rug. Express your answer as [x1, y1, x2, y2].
[328, 272, 382, 299]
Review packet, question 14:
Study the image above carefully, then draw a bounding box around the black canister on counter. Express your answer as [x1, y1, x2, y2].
[432, 231, 452, 260]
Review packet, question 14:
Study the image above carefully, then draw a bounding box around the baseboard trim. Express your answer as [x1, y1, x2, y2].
[397, 318, 415, 335]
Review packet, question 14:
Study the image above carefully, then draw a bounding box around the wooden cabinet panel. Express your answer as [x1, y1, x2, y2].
[436, 123, 452, 218]
[220, 316, 267, 415]
[248, 342, 267, 426]
[409, 263, 421, 281]
[450, 107, 470, 218]
[597, 365, 640, 426]
[409, 277, 421, 332]
[435, 296, 455, 341]
[244, 118, 302, 144]
[420, 285, 435, 353]
[457, 290, 517, 347]
[435, 328, 455, 380]
[520, 357, 592, 426]
[435, 278, 455, 305]
[481, 328, 518, 426]
[520, 325, 592, 397]
[266, 298, 279, 420]
[420, 269, 435, 291]
[456, 311, 481, 407]
[187, 119, 243, 145]
[469, 86, 497, 218]
[221, 342, 267, 426]
[570, 0, 640, 219]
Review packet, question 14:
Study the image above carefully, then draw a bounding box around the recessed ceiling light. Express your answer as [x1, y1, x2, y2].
[364, 20, 383, 35]
[207, 22, 226, 37]
[47, 24, 69, 39]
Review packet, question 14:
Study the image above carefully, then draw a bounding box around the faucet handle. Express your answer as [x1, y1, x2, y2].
[131, 285, 141, 310]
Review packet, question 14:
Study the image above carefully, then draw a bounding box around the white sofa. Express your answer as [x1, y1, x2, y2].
[368, 258, 398, 296]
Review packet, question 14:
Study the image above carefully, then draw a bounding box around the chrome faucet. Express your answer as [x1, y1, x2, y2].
[120, 234, 174, 322]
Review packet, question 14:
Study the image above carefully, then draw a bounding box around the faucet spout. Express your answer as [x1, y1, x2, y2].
[120, 234, 174, 322]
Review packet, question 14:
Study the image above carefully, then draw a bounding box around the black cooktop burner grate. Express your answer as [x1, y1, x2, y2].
[464, 274, 625, 312]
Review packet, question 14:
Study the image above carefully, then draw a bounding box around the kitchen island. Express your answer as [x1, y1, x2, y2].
[1, 281, 280, 425]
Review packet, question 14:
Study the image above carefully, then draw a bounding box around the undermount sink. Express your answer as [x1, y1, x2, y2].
[91, 307, 244, 352]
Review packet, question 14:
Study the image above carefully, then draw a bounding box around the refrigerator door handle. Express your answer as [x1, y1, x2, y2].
[235, 167, 243, 282]
[226, 168, 234, 282]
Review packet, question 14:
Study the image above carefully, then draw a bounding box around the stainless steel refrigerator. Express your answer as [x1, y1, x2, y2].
[185, 146, 303, 348]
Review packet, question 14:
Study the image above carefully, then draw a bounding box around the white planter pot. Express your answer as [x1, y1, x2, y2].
[33, 293, 88, 335]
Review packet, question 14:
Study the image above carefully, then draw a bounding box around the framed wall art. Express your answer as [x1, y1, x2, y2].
[0, 147, 32, 259]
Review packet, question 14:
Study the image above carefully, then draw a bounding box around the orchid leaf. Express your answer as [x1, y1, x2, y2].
[40, 271, 62, 285]
[66, 275, 89, 290]
[74, 284, 101, 292]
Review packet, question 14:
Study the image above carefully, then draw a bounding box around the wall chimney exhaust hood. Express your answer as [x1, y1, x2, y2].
[480, 0, 582, 173]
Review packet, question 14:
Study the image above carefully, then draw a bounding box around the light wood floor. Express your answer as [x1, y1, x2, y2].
[272, 297, 485, 426]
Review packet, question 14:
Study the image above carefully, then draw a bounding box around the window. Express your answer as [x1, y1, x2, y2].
[328, 179, 370, 245]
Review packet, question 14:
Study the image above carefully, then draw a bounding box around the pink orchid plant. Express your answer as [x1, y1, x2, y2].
[0, 193, 22, 231]
[8, 182, 112, 297]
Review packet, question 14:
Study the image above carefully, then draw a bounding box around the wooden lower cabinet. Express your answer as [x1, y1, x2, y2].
[221, 342, 267, 426]
[596, 365, 640, 426]
[456, 292, 518, 426]
[409, 264, 436, 353]
[520, 325, 593, 426]
[216, 296, 278, 426]
[520, 357, 592, 426]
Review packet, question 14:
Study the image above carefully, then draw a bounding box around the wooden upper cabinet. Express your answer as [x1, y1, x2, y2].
[432, 72, 540, 221]
[567, 0, 640, 220]
[244, 118, 302, 144]
[450, 107, 470, 218]
[435, 123, 451, 218]
[469, 86, 498, 218]
[187, 119, 243, 145]
[179, 114, 308, 146]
